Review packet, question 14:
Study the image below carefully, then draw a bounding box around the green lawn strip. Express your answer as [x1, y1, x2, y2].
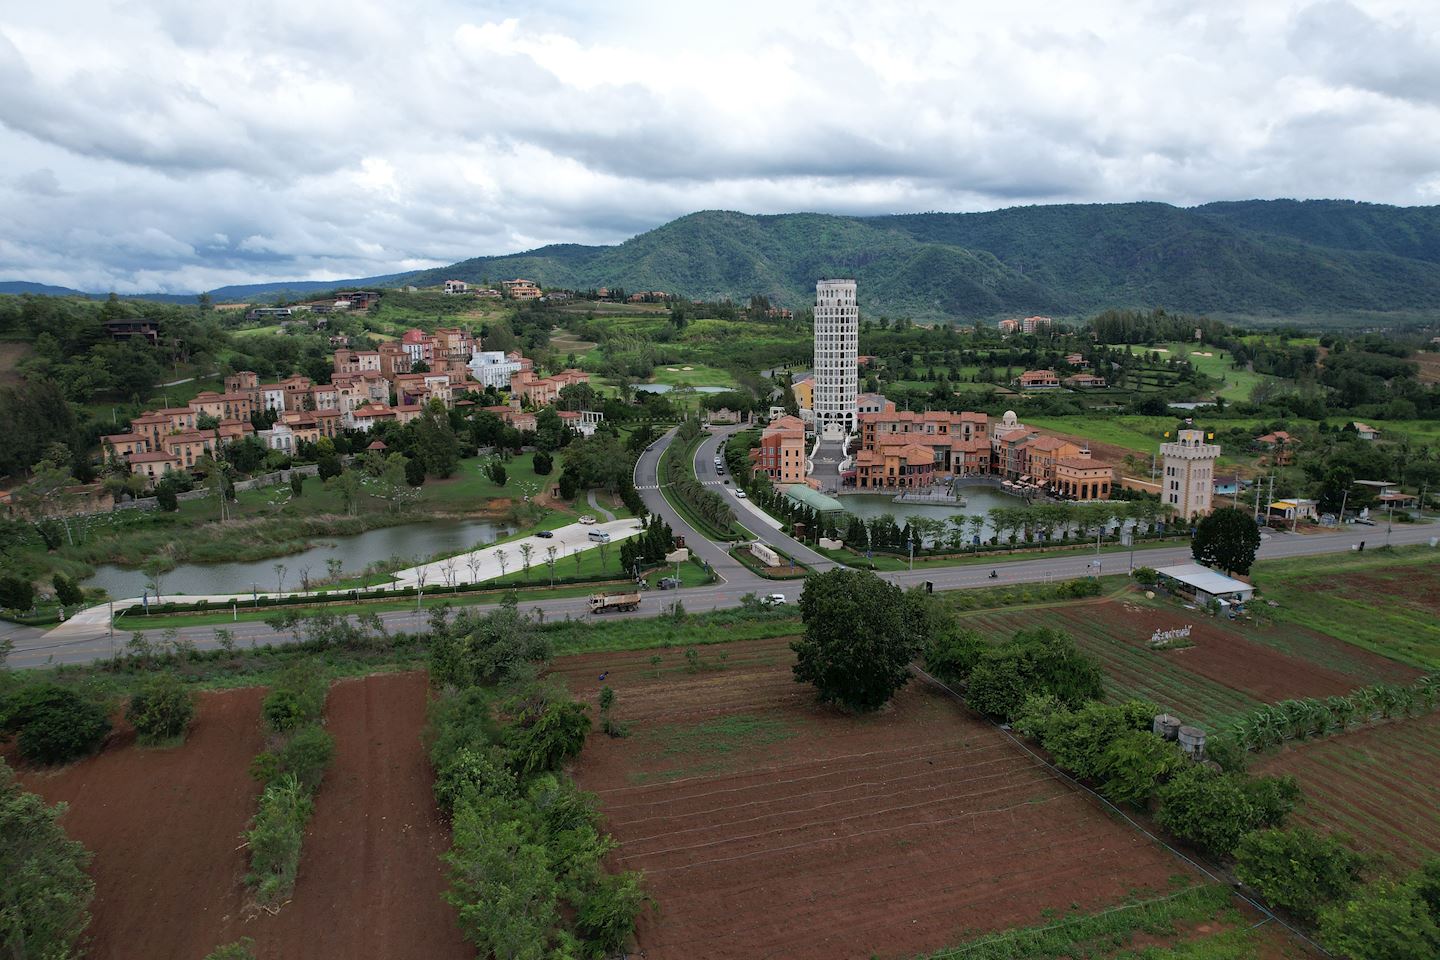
[658, 431, 749, 542]
[643, 714, 798, 760]
[818, 537, 1184, 573]
[913, 883, 1236, 960]
[728, 546, 809, 580]
[545, 610, 800, 657]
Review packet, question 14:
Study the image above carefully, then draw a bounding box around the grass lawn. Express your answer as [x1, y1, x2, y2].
[486, 547, 712, 589]
[419, 454, 551, 507]
[1251, 545, 1440, 670]
[645, 363, 738, 389]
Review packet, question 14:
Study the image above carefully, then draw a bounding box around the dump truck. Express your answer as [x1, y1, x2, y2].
[589, 591, 642, 614]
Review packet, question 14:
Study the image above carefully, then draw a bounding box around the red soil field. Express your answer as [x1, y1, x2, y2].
[236, 671, 468, 960]
[14, 672, 466, 960]
[15, 688, 266, 960]
[1255, 711, 1440, 869]
[560, 638, 1191, 960]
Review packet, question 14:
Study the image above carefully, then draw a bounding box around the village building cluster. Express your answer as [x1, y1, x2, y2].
[101, 324, 591, 482]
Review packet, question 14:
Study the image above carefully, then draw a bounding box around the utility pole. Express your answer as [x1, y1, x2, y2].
[1253, 479, 1262, 523]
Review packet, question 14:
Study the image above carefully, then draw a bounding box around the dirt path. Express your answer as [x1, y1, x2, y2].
[15, 689, 266, 960]
[242, 672, 467, 959]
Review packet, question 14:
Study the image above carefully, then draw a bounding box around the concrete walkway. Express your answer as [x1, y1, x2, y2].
[586, 489, 618, 523]
[390, 518, 642, 588]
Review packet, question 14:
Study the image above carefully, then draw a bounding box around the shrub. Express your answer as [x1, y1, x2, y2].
[1235, 827, 1366, 920]
[0, 760, 95, 959]
[0, 685, 111, 766]
[923, 626, 987, 684]
[1320, 880, 1440, 960]
[252, 724, 334, 791]
[261, 661, 329, 732]
[246, 774, 313, 906]
[1156, 766, 1300, 858]
[125, 674, 196, 745]
[155, 483, 178, 512]
[205, 939, 257, 960]
[1132, 566, 1160, 586]
[503, 696, 590, 778]
[434, 746, 518, 814]
[532, 451, 553, 476]
[575, 870, 648, 954]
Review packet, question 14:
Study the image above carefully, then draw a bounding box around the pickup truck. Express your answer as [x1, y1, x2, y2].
[589, 591, 642, 614]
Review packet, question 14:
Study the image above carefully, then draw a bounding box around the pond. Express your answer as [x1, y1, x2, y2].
[83, 518, 510, 599]
[836, 485, 1028, 538]
[633, 384, 732, 394]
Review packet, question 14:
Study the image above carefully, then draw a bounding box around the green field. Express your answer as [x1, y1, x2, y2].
[1252, 546, 1440, 670]
[1152, 342, 1275, 401]
[644, 363, 737, 389]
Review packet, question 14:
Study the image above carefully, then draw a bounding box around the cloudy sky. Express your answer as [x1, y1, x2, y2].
[2, 0, 1439, 293]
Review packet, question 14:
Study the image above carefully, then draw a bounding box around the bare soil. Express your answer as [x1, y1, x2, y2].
[14, 673, 467, 960]
[0, 340, 31, 385]
[15, 688, 266, 960]
[559, 638, 1188, 960]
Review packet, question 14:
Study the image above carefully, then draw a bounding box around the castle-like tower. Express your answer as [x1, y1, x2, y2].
[1160, 429, 1220, 519]
[813, 279, 858, 439]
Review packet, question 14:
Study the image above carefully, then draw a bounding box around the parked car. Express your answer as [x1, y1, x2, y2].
[536, 530, 554, 538]
[658, 576, 682, 590]
[764, 593, 787, 605]
[578, 515, 596, 525]
[735, 490, 747, 499]
[587, 530, 612, 543]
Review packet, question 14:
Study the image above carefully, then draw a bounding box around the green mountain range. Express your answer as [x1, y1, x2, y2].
[405, 199, 1440, 323]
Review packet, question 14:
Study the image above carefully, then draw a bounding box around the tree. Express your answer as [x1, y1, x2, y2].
[1320, 880, 1440, 960]
[0, 575, 35, 612]
[486, 461, 508, 487]
[1191, 506, 1261, 575]
[125, 674, 197, 745]
[966, 628, 1105, 721]
[792, 570, 925, 712]
[51, 574, 83, 608]
[1235, 827, 1366, 920]
[414, 400, 460, 477]
[532, 451, 553, 476]
[0, 685, 111, 765]
[0, 761, 95, 959]
[405, 456, 426, 487]
[155, 480, 179, 512]
[290, 473, 304, 498]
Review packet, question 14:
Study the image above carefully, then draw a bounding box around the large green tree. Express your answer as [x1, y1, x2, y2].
[1, 760, 95, 959]
[1191, 506, 1262, 575]
[792, 570, 926, 712]
[1320, 880, 1440, 960]
[1235, 827, 1366, 921]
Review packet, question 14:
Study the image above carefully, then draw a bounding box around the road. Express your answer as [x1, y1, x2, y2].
[8, 425, 1438, 669]
[690, 425, 837, 570]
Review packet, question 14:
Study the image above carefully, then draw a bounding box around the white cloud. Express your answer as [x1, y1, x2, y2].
[0, 0, 1437, 292]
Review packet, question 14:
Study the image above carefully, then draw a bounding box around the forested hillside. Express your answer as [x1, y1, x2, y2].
[406, 201, 1440, 323]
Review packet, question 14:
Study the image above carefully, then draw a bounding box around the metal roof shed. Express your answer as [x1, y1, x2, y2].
[1155, 563, 1255, 604]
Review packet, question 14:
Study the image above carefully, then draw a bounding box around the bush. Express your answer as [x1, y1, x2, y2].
[576, 870, 648, 954]
[0, 685, 111, 766]
[0, 575, 34, 612]
[1235, 827, 1366, 920]
[261, 661, 329, 732]
[252, 724, 334, 791]
[204, 939, 257, 960]
[503, 695, 590, 778]
[155, 483, 179, 512]
[433, 746, 518, 814]
[125, 674, 196, 745]
[1, 760, 95, 959]
[1320, 880, 1440, 960]
[1132, 566, 1160, 586]
[245, 774, 313, 906]
[532, 451, 553, 476]
[51, 574, 84, 608]
[923, 626, 987, 684]
[1156, 766, 1300, 857]
[966, 628, 1105, 722]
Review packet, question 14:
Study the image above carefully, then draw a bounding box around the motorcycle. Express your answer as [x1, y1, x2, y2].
[988, 570, 998, 579]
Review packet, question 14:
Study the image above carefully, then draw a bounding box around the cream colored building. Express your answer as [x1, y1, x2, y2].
[1160, 429, 1221, 519]
[813, 279, 858, 440]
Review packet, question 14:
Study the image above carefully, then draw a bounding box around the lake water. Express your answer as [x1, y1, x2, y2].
[84, 518, 509, 599]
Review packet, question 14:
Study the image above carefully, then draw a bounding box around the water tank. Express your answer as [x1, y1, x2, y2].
[1152, 714, 1181, 740]
[1178, 726, 1206, 760]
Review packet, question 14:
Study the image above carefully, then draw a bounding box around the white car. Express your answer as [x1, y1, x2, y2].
[734, 490, 747, 499]
[764, 593, 786, 605]
[577, 515, 596, 525]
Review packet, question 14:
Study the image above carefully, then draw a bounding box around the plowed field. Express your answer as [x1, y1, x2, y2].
[961, 598, 1417, 726]
[1255, 711, 1440, 869]
[560, 638, 1188, 960]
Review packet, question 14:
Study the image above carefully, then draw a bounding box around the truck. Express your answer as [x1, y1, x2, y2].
[589, 591, 642, 614]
